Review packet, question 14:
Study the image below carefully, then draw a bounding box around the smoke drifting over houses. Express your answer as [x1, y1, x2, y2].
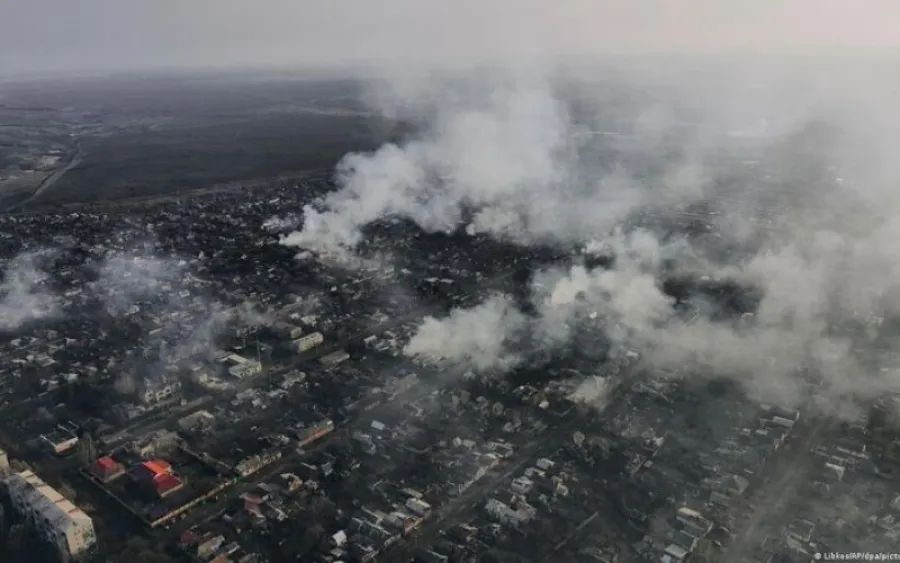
[278, 56, 900, 414]
[90, 251, 186, 316]
[0, 250, 62, 331]
[0, 243, 270, 372]
[403, 293, 526, 372]
[280, 71, 650, 255]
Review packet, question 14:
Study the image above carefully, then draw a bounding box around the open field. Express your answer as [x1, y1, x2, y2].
[35, 113, 375, 206]
[0, 71, 401, 211]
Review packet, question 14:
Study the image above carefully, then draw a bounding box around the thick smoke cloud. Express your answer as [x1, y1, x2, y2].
[404, 293, 526, 372]
[282, 73, 570, 253]
[281, 56, 900, 415]
[533, 230, 677, 351]
[281, 70, 658, 257]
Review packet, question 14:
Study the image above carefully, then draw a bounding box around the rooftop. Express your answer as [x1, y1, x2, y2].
[141, 460, 172, 476]
[153, 473, 184, 497]
[93, 456, 122, 474]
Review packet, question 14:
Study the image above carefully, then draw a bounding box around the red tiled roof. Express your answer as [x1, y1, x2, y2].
[95, 456, 118, 471]
[142, 460, 171, 476]
[154, 473, 183, 496]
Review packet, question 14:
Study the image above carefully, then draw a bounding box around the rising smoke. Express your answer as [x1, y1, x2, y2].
[89, 250, 186, 316]
[1, 241, 271, 395]
[281, 70, 662, 256]
[0, 250, 62, 330]
[276, 54, 900, 415]
[403, 293, 527, 372]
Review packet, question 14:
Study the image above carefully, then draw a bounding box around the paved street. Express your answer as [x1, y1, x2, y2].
[721, 416, 831, 563]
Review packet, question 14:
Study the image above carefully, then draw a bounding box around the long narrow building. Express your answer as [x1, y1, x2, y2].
[4, 469, 96, 560]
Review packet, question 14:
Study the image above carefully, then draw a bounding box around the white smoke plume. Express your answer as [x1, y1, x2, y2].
[0, 250, 61, 330]
[403, 229, 679, 369]
[227, 300, 273, 328]
[86, 249, 272, 372]
[477, 214, 900, 411]
[399, 138, 900, 412]
[271, 12, 900, 414]
[568, 376, 612, 410]
[168, 300, 271, 361]
[280, 69, 657, 258]
[90, 251, 185, 315]
[403, 293, 526, 372]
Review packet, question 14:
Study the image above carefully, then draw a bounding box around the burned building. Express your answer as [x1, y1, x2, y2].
[137, 372, 182, 406]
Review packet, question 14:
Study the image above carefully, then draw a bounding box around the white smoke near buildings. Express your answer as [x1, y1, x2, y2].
[389, 83, 900, 413]
[268, 9, 900, 413]
[280, 70, 656, 259]
[277, 62, 822, 262]
[552, 207, 900, 409]
[89, 252, 185, 315]
[401, 231, 677, 374]
[568, 376, 612, 409]
[0, 246, 184, 332]
[226, 300, 273, 328]
[0, 250, 61, 330]
[527, 230, 678, 351]
[403, 293, 526, 372]
[3, 243, 271, 359]
[88, 249, 273, 394]
[90, 250, 271, 337]
[168, 300, 271, 361]
[521, 217, 894, 409]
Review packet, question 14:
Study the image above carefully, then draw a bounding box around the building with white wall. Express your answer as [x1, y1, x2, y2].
[228, 360, 262, 379]
[138, 372, 182, 405]
[294, 331, 324, 353]
[4, 470, 96, 560]
[216, 352, 263, 379]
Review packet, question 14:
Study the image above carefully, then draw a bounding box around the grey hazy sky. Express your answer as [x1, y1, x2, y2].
[2, 0, 899, 76]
